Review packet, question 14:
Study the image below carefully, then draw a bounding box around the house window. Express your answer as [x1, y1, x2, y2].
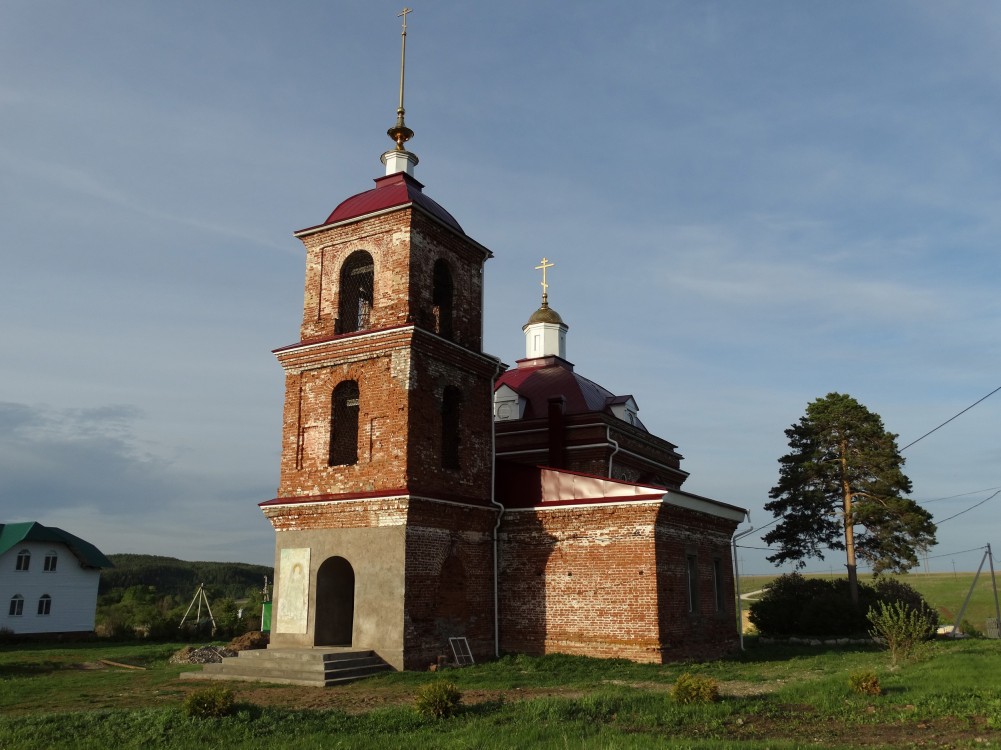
[432, 259, 454, 340]
[329, 380, 360, 466]
[44, 552, 58, 572]
[686, 555, 698, 614]
[713, 558, 725, 612]
[441, 386, 462, 470]
[337, 251, 374, 334]
[37, 595, 51, 616]
[8, 595, 23, 617]
[15, 550, 30, 571]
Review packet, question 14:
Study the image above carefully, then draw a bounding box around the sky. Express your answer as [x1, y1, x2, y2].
[2, 1, 1000, 574]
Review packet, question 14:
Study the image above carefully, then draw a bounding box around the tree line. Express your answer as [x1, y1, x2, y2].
[100, 554, 273, 600]
[96, 554, 273, 640]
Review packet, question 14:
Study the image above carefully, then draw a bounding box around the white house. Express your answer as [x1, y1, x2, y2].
[0, 522, 113, 635]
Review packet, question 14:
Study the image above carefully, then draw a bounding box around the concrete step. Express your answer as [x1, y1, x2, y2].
[186, 648, 394, 687]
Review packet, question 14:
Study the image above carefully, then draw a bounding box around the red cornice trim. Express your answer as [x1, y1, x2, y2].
[272, 324, 414, 354]
[259, 488, 410, 507]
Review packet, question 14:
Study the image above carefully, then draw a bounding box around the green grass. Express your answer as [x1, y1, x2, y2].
[0, 641, 201, 714]
[1, 639, 1000, 748]
[739, 571, 1001, 631]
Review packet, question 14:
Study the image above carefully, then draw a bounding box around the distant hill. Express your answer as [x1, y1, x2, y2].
[99, 554, 273, 601]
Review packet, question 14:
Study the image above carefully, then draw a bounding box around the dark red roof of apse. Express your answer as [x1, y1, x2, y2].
[495, 357, 648, 431]
[316, 172, 464, 234]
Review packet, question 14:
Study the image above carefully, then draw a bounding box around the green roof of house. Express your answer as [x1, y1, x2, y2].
[0, 522, 113, 569]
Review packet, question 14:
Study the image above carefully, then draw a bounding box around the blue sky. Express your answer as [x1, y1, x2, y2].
[2, 2, 999, 574]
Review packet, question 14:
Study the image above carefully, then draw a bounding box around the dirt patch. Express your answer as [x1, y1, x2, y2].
[228, 631, 269, 652]
[173, 681, 589, 714]
[602, 678, 775, 698]
[75, 662, 109, 671]
[726, 713, 994, 747]
[169, 677, 998, 747]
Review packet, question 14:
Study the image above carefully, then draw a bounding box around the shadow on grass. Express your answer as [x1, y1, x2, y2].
[458, 699, 507, 718]
[0, 663, 82, 677]
[737, 639, 882, 662]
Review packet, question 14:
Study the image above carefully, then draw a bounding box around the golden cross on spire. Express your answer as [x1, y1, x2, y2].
[388, 8, 414, 151]
[535, 257, 555, 304]
[398, 6, 412, 103]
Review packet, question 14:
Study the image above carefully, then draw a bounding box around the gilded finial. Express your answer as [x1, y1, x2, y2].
[387, 8, 414, 151]
[535, 257, 555, 306]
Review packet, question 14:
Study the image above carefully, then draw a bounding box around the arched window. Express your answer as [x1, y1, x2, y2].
[441, 386, 462, 470]
[432, 259, 454, 340]
[8, 595, 23, 616]
[37, 595, 51, 616]
[329, 380, 360, 466]
[15, 550, 30, 571]
[338, 251, 374, 334]
[44, 551, 58, 572]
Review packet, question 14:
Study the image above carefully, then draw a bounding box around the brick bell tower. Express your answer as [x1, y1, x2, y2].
[260, 14, 502, 670]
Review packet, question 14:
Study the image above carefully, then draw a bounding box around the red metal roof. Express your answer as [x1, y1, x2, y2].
[495, 357, 647, 430]
[304, 172, 464, 234]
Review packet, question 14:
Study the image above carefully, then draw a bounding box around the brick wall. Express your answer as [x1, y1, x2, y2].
[402, 499, 497, 670]
[653, 503, 741, 661]
[498, 500, 740, 663]
[296, 209, 487, 350]
[273, 205, 499, 506]
[273, 328, 499, 505]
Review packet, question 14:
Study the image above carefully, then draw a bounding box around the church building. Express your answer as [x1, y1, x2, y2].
[259, 16, 747, 671]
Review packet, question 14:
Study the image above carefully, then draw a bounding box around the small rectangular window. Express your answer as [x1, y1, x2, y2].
[37, 595, 51, 616]
[15, 550, 30, 571]
[713, 558, 725, 612]
[44, 554, 58, 572]
[9, 596, 24, 616]
[686, 554, 698, 614]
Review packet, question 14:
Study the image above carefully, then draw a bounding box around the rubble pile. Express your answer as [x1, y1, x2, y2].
[169, 645, 235, 664]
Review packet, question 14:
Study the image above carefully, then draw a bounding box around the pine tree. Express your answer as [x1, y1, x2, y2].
[763, 392, 936, 603]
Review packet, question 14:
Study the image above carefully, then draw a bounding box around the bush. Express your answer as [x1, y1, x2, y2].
[182, 686, 235, 719]
[849, 670, 882, 696]
[960, 619, 983, 638]
[749, 573, 940, 639]
[414, 681, 462, 719]
[748, 573, 869, 637]
[871, 578, 939, 632]
[867, 600, 937, 666]
[671, 672, 719, 705]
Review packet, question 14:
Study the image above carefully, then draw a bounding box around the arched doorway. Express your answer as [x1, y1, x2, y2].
[314, 556, 355, 646]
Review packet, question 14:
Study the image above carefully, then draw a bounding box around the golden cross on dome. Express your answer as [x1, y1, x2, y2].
[388, 8, 415, 151]
[535, 257, 554, 304]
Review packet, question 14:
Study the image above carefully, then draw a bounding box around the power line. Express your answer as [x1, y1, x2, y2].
[900, 385, 1001, 451]
[935, 490, 1001, 525]
[917, 486, 1001, 505]
[924, 545, 987, 561]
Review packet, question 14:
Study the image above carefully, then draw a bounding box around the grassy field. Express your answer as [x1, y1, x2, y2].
[739, 572, 1001, 631]
[2, 639, 1001, 748]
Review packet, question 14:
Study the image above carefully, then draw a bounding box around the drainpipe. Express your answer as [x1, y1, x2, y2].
[489, 365, 506, 659]
[606, 426, 620, 478]
[732, 517, 755, 651]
